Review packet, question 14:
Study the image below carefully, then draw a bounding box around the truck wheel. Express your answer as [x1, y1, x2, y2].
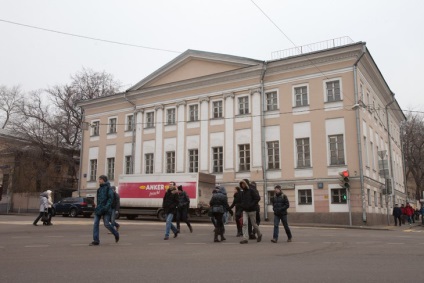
[157, 210, 166, 222]
[126, 215, 137, 220]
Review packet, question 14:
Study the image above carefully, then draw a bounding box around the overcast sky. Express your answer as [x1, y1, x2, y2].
[1, 0, 423, 112]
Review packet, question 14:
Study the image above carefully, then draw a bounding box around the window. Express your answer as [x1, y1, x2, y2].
[266, 91, 278, 111]
[212, 147, 223, 173]
[189, 105, 199, 122]
[329, 134, 345, 165]
[126, 115, 134, 131]
[363, 136, 369, 166]
[367, 189, 371, 206]
[296, 138, 311, 168]
[166, 108, 176, 125]
[238, 144, 250, 171]
[298, 189, 312, 205]
[188, 149, 199, 172]
[107, 157, 115, 180]
[326, 80, 341, 102]
[267, 141, 280, 169]
[89, 159, 97, 181]
[91, 121, 100, 136]
[166, 151, 175, 173]
[125, 155, 133, 174]
[294, 86, 308, 107]
[146, 112, 155, 128]
[331, 188, 347, 204]
[374, 191, 378, 207]
[109, 118, 117, 134]
[238, 96, 249, 115]
[145, 153, 154, 174]
[370, 141, 375, 170]
[212, 101, 223, 118]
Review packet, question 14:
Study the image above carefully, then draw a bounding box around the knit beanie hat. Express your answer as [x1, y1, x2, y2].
[99, 175, 108, 182]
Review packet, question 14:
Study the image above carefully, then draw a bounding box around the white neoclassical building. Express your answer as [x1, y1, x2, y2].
[78, 39, 406, 225]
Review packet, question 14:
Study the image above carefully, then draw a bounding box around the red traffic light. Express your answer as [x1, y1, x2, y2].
[341, 170, 349, 178]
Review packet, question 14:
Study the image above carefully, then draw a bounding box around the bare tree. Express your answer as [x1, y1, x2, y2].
[401, 111, 424, 200]
[0, 85, 24, 129]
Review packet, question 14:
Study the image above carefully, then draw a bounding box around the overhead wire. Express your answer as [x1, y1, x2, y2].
[0, 18, 182, 54]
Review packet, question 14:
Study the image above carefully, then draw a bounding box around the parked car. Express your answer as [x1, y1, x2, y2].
[52, 197, 95, 218]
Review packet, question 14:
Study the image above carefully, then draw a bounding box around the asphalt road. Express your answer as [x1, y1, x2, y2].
[0, 214, 423, 283]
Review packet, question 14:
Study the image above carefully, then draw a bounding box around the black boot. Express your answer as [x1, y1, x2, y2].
[214, 228, 220, 242]
[220, 227, 226, 241]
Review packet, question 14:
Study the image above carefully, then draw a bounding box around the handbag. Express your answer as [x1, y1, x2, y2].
[212, 205, 224, 214]
[41, 210, 49, 222]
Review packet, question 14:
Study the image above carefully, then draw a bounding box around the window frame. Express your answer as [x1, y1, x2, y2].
[293, 85, 309, 107]
[238, 96, 250, 115]
[266, 91, 278, 111]
[124, 155, 133, 174]
[145, 153, 154, 174]
[126, 114, 134, 131]
[266, 141, 280, 169]
[89, 159, 97, 181]
[146, 112, 155, 128]
[91, 121, 100, 136]
[212, 146, 223, 173]
[189, 104, 199, 122]
[325, 79, 341, 102]
[166, 151, 176, 173]
[188, 149, 199, 173]
[166, 108, 176, 125]
[298, 189, 313, 205]
[108, 117, 117, 134]
[212, 100, 223, 119]
[296, 138, 311, 168]
[329, 134, 345, 165]
[107, 157, 115, 180]
[331, 188, 347, 204]
[238, 144, 251, 172]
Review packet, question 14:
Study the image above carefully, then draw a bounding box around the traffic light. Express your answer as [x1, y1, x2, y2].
[339, 170, 350, 189]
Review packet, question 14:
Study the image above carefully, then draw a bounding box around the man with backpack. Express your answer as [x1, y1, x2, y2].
[239, 179, 262, 244]
[176, 185, 193, 233]
[110, 186, 120, 232]
[270, 185, 292, 243]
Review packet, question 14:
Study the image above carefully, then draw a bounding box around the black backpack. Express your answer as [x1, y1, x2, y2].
[111, 190, 117, 209]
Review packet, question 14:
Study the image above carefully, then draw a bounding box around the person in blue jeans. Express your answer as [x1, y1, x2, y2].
[162, 181, 179, 240]
[270, 185, 292, 243]
[89, 175, 119, 246]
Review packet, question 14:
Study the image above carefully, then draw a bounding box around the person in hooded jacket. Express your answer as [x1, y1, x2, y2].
[176, 185, 193, 233]
[45, 190, 53, 225]
[33, 192, 48, 226]
[89, 175, 119, 246]
[209, 185, 230, 242]
[270, 185, 292, 243]
[162, 181, 179, 240]
[248, 181, 261, 239]
[229, 186, 243, 237]
[239, 179, 262, 244]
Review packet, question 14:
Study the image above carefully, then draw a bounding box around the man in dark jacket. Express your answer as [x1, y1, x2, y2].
[110, 186, 120, 231]
[210, 185, 230, 242]
[229, 186, 243, 237]
[90, 175, 119, 246]
[392, 203, 402, 226]
[239, 179, 262, 244]
[248, 181, 261, 239]
[271, 185, 292, 243]
[162, 181, 179, 240]
[176, 185, 193, 233]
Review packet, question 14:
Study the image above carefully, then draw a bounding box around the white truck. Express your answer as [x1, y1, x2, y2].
[117, 172, 216, 221]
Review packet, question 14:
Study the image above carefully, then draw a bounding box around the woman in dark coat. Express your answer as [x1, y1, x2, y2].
[209, 185, 230, 242]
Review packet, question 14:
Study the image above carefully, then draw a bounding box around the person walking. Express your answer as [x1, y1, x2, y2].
[33, 192, 48, 226]
[162, 181, 179, 240]
[229, 186, 243, 237]
[405, 203, 415, 225]
[110, 186, 120, 231]
[401, 204, 406, 225]
[239, 179, 262, 244]
[392, 203, 402, 227]
[45, 190, 53, 225]
[176, 185, 193, 233]
[89, 175, 119, 246]
[420, 205, 424, 225]
[270, 185, 292, 243]
[209, 185, 230, 242]
[248, 181, 261, 239]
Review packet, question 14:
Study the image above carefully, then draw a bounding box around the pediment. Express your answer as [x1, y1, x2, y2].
[129, 50, 261, 90]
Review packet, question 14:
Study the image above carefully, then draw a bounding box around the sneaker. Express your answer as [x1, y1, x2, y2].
[257, 234, 262, 242]
[240, 239, 248, 244]
[89, 241, 99, 246]
[173, 231, 179, 238]
[287, 238, 292, 242]
[115, 235, 119, 243]
[271, 239, 277, 243]
[164, 237, 169, 240]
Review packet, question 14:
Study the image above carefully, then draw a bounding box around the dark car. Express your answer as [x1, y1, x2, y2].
[53, 197, 95, 218]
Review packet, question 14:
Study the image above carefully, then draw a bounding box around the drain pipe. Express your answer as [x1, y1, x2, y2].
[385, 96, 395, 218]
[124, 91, 137, 174]
[259, 61, 268, 220]
[353, 45, 366, 224]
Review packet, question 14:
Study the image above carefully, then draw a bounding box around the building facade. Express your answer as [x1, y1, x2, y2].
[78, 41, 406, 225]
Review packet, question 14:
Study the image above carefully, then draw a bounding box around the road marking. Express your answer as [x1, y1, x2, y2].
[71, 244, 90, 247]
[323, 242, 341, 244]
[12, 236, 31, 239]
[387, 243, 404, 245]
[185, 243, 206, 245]
[115, 243, 132, 246]
[25, 245, 49, 248]
[291, 242, 309, 244]
[45, 235, 64, 238]
[148, 243, 170, 246]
